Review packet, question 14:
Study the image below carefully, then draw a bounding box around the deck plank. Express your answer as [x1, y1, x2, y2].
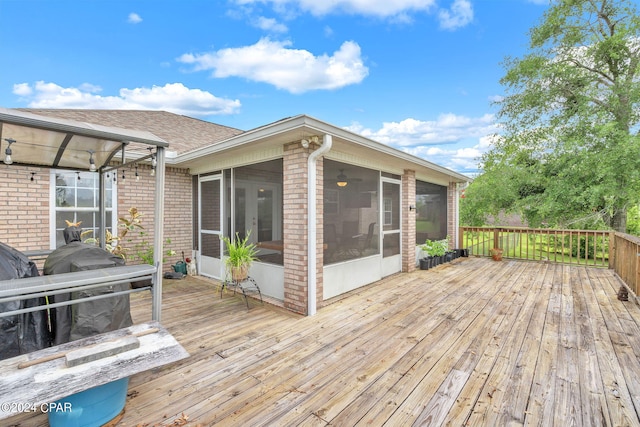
[6, 258, 640, 427]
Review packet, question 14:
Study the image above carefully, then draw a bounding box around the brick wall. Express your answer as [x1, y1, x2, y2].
[117, 163, 192, 271]
[402, 169, 416, 272]
[0, 165, 50, 252]
[282, 143, 309, 314]
[0, 163, 191, 272]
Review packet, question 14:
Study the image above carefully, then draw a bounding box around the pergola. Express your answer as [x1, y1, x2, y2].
[0, 107, 169, 320]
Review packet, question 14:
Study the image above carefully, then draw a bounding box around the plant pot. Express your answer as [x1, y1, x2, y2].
[491, 249, 503, 261]
[460, 249, 469, 257]
[419, 258, 431, 270]
[445, 252, 454, 262]
[231, 265, 249, 281]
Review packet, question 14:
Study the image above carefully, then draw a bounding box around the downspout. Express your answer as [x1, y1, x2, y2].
[454, 181, 460, 248]
[307, 134, 332, 316]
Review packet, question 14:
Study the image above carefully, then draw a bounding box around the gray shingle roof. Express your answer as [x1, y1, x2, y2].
[16, 109, 244, 155]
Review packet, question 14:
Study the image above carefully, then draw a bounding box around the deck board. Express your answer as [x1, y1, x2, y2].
[6, 258, 640, 426]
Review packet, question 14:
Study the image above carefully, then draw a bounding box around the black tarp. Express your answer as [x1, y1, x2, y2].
[44, 226, 133, 345]
[0, 242, 50, 360]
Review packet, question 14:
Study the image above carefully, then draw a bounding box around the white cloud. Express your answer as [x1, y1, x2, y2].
[233, 0, 437, 18]
[12, 81, 241, 116]
[128, 13, 143, 24]
[12, 83, 33, 96]
[177, 38, 368, 93]
[346, 113, 499, 173]
[253, 16, 288, 33]
[346, 113, 497, 147]
[438, 0, 473, 30]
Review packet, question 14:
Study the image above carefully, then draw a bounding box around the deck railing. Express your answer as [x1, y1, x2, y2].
[458, 227, 611, 267]
[611, 232, 640, 296]
[458, 227, 640, 298]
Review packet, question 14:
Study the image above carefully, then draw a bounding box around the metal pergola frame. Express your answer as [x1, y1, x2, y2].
[0, 108, 169, 321]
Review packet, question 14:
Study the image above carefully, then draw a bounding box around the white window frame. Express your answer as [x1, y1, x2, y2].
[49, 170, 117, 249]
[384, 197, 393, 226]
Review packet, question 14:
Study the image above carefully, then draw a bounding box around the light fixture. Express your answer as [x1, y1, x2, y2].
[30, 172, 36, 182]
[4, 138, 15, 165]
[301, 139, 309, 149]
[135, 165, 140, 181]
[148, 147, 156, 176]
[88, 150, 97, 172]
[336, 170, 348, 187]
[409, 204, 416, 211]
[122, 169, 126, 182]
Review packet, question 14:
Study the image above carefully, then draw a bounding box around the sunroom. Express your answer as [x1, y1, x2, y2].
[177, 114, 468, 315]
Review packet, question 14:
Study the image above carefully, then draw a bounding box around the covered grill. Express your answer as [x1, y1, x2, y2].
[0, 242, 49, 360]
[44, 226, 133, 345]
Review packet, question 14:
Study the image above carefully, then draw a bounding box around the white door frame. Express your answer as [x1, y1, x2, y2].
[198, 174, 223, 279]
[381, 177, 402, 277]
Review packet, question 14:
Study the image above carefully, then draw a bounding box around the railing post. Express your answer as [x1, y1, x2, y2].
[493, 228, 500, 249]
[609, 231, 615, 270]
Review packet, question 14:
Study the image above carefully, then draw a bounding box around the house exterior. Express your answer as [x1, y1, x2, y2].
[1, 109, 469, 315]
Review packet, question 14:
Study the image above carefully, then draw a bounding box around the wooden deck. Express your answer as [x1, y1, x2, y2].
[8, 257, 640, 426]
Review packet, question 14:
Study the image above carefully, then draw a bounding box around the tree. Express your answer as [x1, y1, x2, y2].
[468, 0, 640, 231]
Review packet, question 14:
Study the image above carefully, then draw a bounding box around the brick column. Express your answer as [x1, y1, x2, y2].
[402, 169, 416, 272]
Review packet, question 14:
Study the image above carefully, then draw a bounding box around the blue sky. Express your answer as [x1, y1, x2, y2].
[1, 0, 550, 175]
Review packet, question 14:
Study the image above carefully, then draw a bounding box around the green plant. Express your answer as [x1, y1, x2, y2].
[134, 234, 177, 266]
[421, 237, 449, 257]
[82, 207, 176, 264]
[221, 232, 258, 269]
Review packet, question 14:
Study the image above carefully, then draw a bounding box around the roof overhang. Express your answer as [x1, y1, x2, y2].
[174, 115, 470, 184]
[0, 108, 168, 170]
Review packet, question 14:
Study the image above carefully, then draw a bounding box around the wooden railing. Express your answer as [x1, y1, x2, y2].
[611, 232, 640, 296]
[457, 227, 640, 298]
[458, 227, 611, 268]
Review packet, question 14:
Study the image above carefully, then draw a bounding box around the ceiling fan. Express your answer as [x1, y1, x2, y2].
[334, 169, 361, 187]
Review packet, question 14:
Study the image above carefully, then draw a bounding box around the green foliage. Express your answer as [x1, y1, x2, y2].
[83, 207, 176, 265]
[221, 232, 258, 268]
[472, 0, 640, 232]
[421, 236, 449, 257]
[627, 205, 640, 236]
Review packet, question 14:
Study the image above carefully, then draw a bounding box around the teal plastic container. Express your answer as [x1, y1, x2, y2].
[48, 377, 129, 427]
[173, 261, 187, 274]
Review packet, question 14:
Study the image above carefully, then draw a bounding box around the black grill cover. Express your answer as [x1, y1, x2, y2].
[44, 227, 133, 345]
[0, 242, 49, 360]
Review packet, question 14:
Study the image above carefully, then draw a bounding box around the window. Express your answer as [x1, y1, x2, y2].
[384, 197, 393, 226]
[323, 160, 379, 264]
[51, 171, 116, 248]
[415, 180, 447, 245]
[226, 159, 284, 265]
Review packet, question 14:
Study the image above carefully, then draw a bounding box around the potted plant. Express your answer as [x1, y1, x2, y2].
[432, 238, 448, 264]
[491, 247, 503, 261]
[221, 232, 258, 281]
[420, 239, 438, 269]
